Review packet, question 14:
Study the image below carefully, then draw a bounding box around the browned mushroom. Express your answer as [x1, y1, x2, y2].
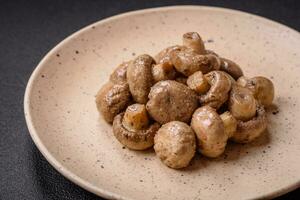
[220, 58, 243, 80]
[154, 121, 196, 169]
[110, 61, 131, 84]
[182, 32, 206, 54]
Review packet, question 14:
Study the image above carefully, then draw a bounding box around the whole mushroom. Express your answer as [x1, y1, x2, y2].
[191, 106, 228, 158]
[199, 71, 232, 109]
[113, 104, 160, 150]
[95, 82, 131, 123]
[237, 76, 274, 107]
[127, 54, 155, 104]
[231, 105, 267, 143]
[146, 80, 198, 124]
[154, 121, 196, 169]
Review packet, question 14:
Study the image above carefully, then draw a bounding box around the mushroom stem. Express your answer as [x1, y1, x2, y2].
[183, 32, 205, 54]
[122, 104, 149, 131]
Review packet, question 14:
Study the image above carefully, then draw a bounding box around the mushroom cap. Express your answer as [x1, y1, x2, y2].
[154, 45, 185, 64]
[146, 80, 198, 124]
[231, 105, 267, 143]
[113, 113, 160, 150]
[171, 49, 215, 76]
[95, 82, 131, 123]
[110, 61, 130, 84]
[237, 76, 274, 107]
[191, 106, 228, 157]
[199, 71, 232, 109]
[127, 54, 155, 104]
[220, 58, 243, 80]
[154, 121, 196, 169]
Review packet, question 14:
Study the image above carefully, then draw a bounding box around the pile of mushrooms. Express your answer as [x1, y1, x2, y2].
[96, 32, 275, 169]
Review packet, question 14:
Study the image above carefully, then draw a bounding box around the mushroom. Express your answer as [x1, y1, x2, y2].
[95, 82, 131, 123]
[220, 111, 237, 138]
[237, 76, 274, 107]
[170, 49, 220, 76]
[154, 121, 196, 169]
[191, 106, 228, 158]
[113, 112, 160, 150]
[152, 62, 176, 83]
[122, 104, 149, 131]
[220, 58, 243, 80]
[231, 105, 267, 143]
[229, 85, 257, 121]
[199, 71, 232, 110]
[154, 45, 185, 65]
[127, 54, 155, 104]
[187, 71, 210, 94]
[146, 80, 198, 124]
[110, 61, 131, 84]
[182, 32, 206, 54]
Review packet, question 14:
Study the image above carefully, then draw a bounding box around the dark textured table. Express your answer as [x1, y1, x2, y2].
[0, 0, 299, 199]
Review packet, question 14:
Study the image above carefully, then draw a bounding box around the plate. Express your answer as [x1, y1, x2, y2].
[24, 6, 300, 200]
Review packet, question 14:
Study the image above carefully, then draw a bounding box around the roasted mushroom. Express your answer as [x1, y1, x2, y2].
[127, 54, 155, 104]
[95, 82, 131, 123]
[154, 121, 196, 169]
[171, 49, 220, 76]
[113, 112, 160, 150]
[187, 71, 210, 94]
[146, 80, 198, 124]
[154, 45, 185, 65]
[122, 104, 149, 131]
[182, 32, 206, 54]
[191, 106, 228, 158]
[231, 105, 267, 143]
[220, 58, 243, 80]
[110, 61, 130, 84]
[152, 62, 176, 83]
[199, 71, 232, 109]
[237, 76, 274, 107]
[220, 111, 237, 138]
[229, 85, 257, 121]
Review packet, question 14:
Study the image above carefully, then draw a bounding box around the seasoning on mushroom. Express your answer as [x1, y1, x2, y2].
[95, 82, 131, 123]
[146, 80, 198, 124]
[191, 106, 228, 158]
[187, 71, 210, 94]
[127, 54, 155, 104]
[152, 62, 176, 83]
[237, 76, 274, 107]
[199, 71, 232, 109]
[113, 106, 160, 150]
[154, 121, 196, 169]
[231, 105, 267, 143]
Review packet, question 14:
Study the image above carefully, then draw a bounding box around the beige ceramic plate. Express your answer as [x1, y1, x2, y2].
[24, 6, 300, 200]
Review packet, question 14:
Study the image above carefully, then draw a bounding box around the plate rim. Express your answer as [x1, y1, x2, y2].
[24, 5, 300, 200]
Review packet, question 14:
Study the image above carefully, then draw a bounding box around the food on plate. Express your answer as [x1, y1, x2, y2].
[220, 57, 243, 80]
[199, 70, 232, 109]
[237, 76, 274, 107]
[127, 54, 155, 104]
[229, 85, 257, 121]
[154, 121, 196, 169]
[113, 112, 160, 150]
[95, 32, 275, 169]
[95, 82, 131, 123]
[191, 106, 228, 158]
[231, 105, 267, 143]
[146, 80, 198, 124]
